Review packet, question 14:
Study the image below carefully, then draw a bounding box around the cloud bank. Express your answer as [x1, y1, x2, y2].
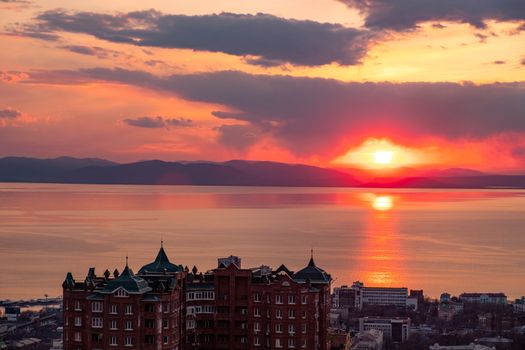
[123, 116, 192, 129]
[340, 0, 525, 30]
[16, 10, 373, 66]
[24, 68, 525, 157]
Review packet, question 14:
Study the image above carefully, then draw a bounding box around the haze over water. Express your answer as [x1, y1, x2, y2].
[1, 183, 524, 300]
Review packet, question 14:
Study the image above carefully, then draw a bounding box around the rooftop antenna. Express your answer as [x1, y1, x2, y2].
[125, 254, 129, 267]
[311, 248, 314, 259]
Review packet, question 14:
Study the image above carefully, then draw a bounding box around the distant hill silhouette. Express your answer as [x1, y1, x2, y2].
[1, 156, 524, 188]
[0, 157, 359, 187]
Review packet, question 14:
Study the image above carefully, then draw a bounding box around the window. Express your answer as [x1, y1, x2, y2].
[276, 338, 283, 348]
[110, 336, 118, 346]
[74, 316, 82, 326]
[145, 319, 155, 328]
[163, 319, 169, 329]
[254, 335, 261, 346]
[254, 293, 261, 302]
[301, 295, 307, 304]
[276, 309, 283, 319]
[240, 307, 248, 315]
[125, 320, 133, 330]
[302, 310, 307, 319]
[288, 324, 295, 334]
[115, 288, 128, 297]
[110, 320, 118, 330]
[301, 324, 307, 333]
[74, 301, 82, 311]
[92, 302, 103, 313]
[145, 304, 155, 312]
[163, 336, 169, 345]
[254, 322, 260, 331]
[241, 322, 247, 329]
[110, 304, 118, 314]
[276, 323, 283, 333]
[125, 304, 133, 315]
[125, 336, 133, 347]
[288, 338, 296, 348]
[254, 307, 260, 317]
[92, 317, 103, 328]
[302, 339, 307, 348]
[144, 335, 155, 344]
[288, 295, 296, 304]
[164, 303, 170, 313]
[289, 309, 295, 319]
[186, 291, 215, 300]
[276, 295, 283, 304]
[186, 320, 195, 329]
[74, 332, 81, 342]
[241, 337, 247, 344]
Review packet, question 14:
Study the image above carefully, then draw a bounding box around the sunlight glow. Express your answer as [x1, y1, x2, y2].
[372, 196, 393, 211]
[332, 138, 434, 169]
[373, 151, 394, 164]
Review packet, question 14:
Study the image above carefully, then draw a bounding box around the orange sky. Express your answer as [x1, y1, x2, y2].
[1, 0, 525, 172]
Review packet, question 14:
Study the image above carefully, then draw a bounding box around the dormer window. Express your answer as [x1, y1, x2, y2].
[115, 288, 129, 297]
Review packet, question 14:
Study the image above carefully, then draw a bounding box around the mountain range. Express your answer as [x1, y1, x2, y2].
[1, 156, 525, 188]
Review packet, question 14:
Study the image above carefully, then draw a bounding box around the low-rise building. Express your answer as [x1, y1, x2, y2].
[358, 317, 410, 342]
[351, 282, 409, 309]
[513, 297, 525, 313]
[438, 302, 464, 321]
[429, 344, 494, 350]
[459, 293, 507, 304]
[350, 329, 383, 350]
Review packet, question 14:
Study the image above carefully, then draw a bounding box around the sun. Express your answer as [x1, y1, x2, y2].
[372, 196, 393, 211]
[373, 151, 394, 165]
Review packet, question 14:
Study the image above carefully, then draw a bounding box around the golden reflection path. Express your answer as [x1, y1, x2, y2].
[356, 194, 407, 287]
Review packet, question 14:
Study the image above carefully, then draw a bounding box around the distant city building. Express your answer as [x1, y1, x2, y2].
[440, 293, 451, 303]
[459, 293, 507, 304]
[62, 245, 332, 350]
[358, 317, 410, 343]
[350, 329, 383, 350]
[429, 344, 494, 350]
[4, 306, 21, 322]
[438, 302, 464, 321]
[357, 285, 408, 309]
[409, 289, 425, 304]
[406, 296, 418, 311]
[333, 285, 357, 309]
[328, 328, 351, 350]
[513, 297, 525, 313]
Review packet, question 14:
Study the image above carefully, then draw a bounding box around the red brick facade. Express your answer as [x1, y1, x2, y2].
[63, 248, 331, 350]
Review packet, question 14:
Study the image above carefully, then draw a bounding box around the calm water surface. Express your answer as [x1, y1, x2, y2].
[0, 183, 524, 300]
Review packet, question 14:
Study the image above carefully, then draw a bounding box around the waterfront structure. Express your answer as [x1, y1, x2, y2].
[62, 245, 331, 350]
[358, 317, 410, 343]
[459, 293, 507, 304]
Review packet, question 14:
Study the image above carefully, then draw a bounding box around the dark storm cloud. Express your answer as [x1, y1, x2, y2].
[123, 116, 192, 129]
[14, 10, 373, 66]
[340, 0, 525, 30]
[0, 108, 21, 119]
[25, 68, 525, 156]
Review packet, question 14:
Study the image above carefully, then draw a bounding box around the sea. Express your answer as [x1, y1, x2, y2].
[0, 183, 524, 300]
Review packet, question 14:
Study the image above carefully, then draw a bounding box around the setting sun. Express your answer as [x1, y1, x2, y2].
[372, 195, 393, 211]
[332, 138, 435, 170]
[373, 151, 394, 164]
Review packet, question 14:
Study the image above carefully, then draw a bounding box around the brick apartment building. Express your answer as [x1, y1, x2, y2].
[62, 244, 331, 350]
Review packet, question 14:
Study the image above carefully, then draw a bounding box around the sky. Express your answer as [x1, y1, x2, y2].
[1, 0, 525, 172]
